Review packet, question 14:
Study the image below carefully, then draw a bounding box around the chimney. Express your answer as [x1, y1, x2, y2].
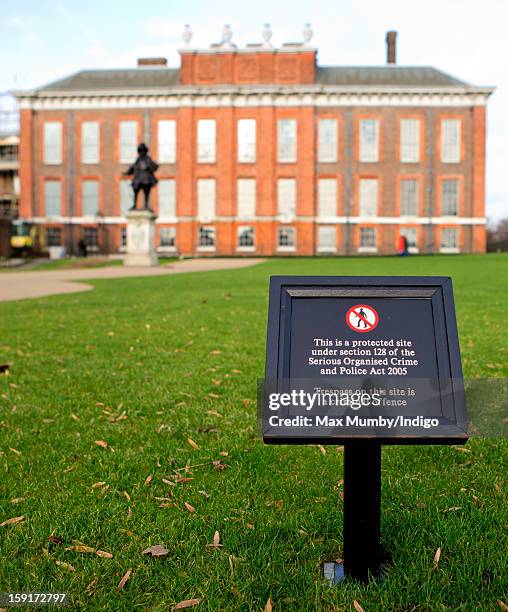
[386, 31, 397, 64]
[137, 57, 168, 67]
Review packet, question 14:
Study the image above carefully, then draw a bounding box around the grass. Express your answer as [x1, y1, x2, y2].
[0, 253, 507, 611]
[1, 256, 178, 272]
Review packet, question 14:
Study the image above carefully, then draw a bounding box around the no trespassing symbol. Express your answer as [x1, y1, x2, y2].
[345, 304, 379, 333]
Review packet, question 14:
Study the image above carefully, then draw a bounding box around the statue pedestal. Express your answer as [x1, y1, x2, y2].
[124, 209, 158, 267]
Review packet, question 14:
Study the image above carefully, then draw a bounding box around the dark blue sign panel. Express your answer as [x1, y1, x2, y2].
[263, 277, 467, 444]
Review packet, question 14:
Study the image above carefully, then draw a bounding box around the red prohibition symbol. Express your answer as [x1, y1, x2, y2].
[346, 304, 379, 333]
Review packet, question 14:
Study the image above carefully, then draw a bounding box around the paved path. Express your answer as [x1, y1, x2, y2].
[0, 258, 266, 302]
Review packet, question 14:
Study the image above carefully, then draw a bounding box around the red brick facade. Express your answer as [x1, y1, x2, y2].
[16, 44, 492, 256]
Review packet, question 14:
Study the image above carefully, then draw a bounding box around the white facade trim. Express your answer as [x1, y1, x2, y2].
[22, 215, 487, 226]
[17, 89, 492, 111]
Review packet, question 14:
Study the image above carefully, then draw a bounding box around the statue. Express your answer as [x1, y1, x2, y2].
[123, 143, 158, 211]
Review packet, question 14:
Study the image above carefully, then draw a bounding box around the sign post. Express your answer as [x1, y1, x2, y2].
[262, 276, 467, 582]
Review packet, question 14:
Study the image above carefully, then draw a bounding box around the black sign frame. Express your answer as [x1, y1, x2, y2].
[264, 275, 467, 445]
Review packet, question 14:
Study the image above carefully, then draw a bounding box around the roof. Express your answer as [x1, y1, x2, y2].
[34, 64, 473, 93]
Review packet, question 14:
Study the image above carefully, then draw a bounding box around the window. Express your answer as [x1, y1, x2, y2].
[400, 227, 418, 249]
[237, 119, 256, 163]
[441, 119, 461, 163]
[158, 179, 176, 217]
[120, 180, 132, 216]
[120, 227, 127, 249]
[359, 178, 378, 217]
[159, 227, 176, 248]
[317, 178, 337, 218]
[82, 180, 99, 217]
[238, 226, 255, 248]
[237, 179, 256, 218]
[81, 121, 99, 164]
[318, 119, 338, 163]
[197, 179, 215, 220]
[158, 120, 176, 163]
[400, 179, 419, 216]
[83, 227, 98, 248]
[277, 178, 296, 218]
[359, 227, 376, 248]
[46, 227, 61, 247]
[359, 119, 379, 162]
[400, 119, 420, 163]
[278, 227, 296, 249]
[119, 121, 138, 163]
[198, 226, 215, 248]
[44, 180, 62, 217]
[441, 227, 458, 250]
[318, 226, 336, 251]
[43, 122, 62, 165]
[442, 179, 459, 215]
[278, 119, 297, 163]
[197, 119, 216, 163]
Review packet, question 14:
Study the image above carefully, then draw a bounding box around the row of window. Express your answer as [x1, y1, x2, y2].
[42, 176, 462, 218]
[42, 117, 463, 166]
[45, 225, 460, 251]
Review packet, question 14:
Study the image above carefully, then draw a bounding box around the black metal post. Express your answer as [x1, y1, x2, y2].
[343, 441, 382, 581]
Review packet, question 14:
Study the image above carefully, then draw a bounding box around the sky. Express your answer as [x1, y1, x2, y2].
[0, 0, 506, 222]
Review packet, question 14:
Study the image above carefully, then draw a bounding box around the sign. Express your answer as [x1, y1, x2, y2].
[263, 276, 467, 444]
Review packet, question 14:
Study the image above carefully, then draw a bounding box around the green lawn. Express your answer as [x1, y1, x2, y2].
[0, 254, 507, 611]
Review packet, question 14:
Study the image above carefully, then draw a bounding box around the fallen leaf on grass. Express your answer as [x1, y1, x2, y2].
[0, 515, 24, 527]
[91, 482, 107, 489]
[174, 599, 200, 610]
[144, 475, 153, 486]
[264, 598, 273, 612]
[317, 445, 326, 455]
[55, 560, 75, 572]
[9, 447, 21, 456]
[242, 399, 251, 407]
[209, 350, 221, 355]
[212, 460, 228, 471]
[95, 440, 108, 449]
[432, 547, 441, 570]
[176, 477, 194, 484]
[184, 502, 196, 513]
[71, 413, 81, 422]
[142, 544, 169, 557]
[10, 497, 25, 504]
[353, 601, 364, 612]
[208, 393, 220, 399]
[48, 535, 62, 545]
[187, 437, 199, 449]
[207, 530, 222, 548]
[453, 446, 471, 454]
[123, 491, 131, 501]
[198, 490, 210, 499]
[117, 568, 132, 591]
[163, 478, 177, 486]
[66, 545, 95, 553]
[443, 506, 462, 513]
[206, 410, 223, 418]
[497, 600, 508, 611]
[95, 550, 113, 558]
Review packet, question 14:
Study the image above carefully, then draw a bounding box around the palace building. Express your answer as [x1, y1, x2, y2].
[13, 26, 493, 256]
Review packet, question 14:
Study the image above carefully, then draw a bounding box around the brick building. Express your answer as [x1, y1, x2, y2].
[14, 27, 493, 256]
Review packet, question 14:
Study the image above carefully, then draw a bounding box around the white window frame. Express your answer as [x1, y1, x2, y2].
[277, 119, 297, 163]
[277, 178, 296, 221]
[119, 121, 138, 164]
[197, 119, 216, 163]
[81, 121, 100, 164]
[400, 119, 420, 163]
[237, 178, 256, 219]
[120, 179, 132, 216]
[441, 119, 461, 163]
[82, 179, 99, 218]
[43, 122, 62, 165]
[440, 227, 459, 253]
[359, 119, 379, 163]
[318, 118, 338, 163]
[400, 179, 419, 217]
[441, 179, 459, 216]
[44, 180, 62, 218]
[359, 178, 378, 217]
[197, 226, 216, 251]
[158, 226, 177, 253]
[120, 227, 127, 251]
[197, 178, 216, 221]
[277, 226, 296, 252]
[237, 119, 256, 163]
[317, 226, 336, 253]
[237, 226, 255, 252]
[158, 120, 176, 163]
[317, 178, 337, 218]
[359, 227, 377, 253]
[158, 178, 176, 219]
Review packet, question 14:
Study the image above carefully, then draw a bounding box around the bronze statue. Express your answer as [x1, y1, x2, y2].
[123, 143, 158, 210]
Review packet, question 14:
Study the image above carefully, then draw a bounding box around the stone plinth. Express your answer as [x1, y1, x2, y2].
[124, 209, 158, 267]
